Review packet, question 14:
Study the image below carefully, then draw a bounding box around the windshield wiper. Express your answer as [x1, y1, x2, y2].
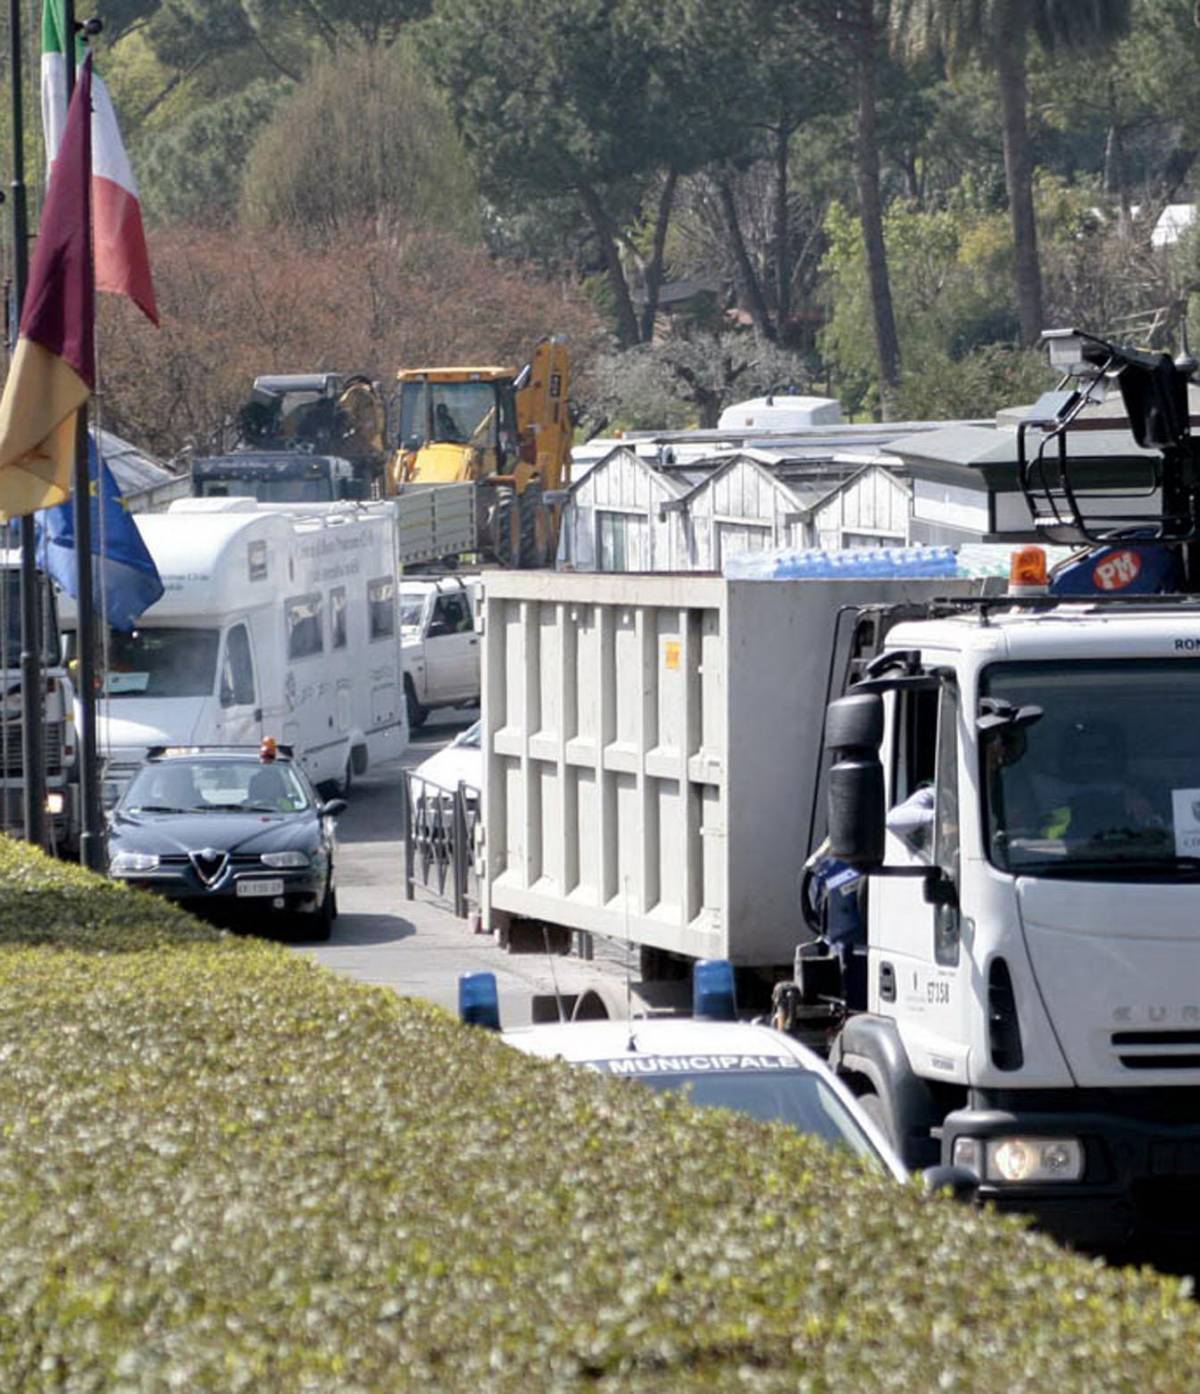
[128, 804, 189, 814]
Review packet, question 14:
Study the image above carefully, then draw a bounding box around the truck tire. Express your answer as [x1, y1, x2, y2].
[493, 487, 517, 568]
[405, 676, 428, 731]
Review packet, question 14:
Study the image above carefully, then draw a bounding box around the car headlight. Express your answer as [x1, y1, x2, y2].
[260, 850, 311, 869]
[110, 851, 160, 874]
[953, 1135, 1084, 1183]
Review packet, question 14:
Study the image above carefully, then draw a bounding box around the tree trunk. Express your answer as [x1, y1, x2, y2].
[717, 176, 777, 342]
[579, 183, 641, 350]
[772, 126, 792, 334]
[852, 2, 900, 412]
[994, 34, 1043, 346]
[639, 169, 679, 344]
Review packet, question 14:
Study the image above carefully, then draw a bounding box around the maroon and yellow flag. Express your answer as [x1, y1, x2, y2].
[0, 54, 95, 519]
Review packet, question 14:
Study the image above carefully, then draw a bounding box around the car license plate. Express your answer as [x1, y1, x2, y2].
[236, 878, 284, 898]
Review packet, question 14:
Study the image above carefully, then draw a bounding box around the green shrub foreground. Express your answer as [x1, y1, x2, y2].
[0, 839, 1197, 1392]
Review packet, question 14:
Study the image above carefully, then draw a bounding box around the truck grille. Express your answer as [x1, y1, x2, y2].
[0, 721, 64, 776]
[1112, 1030, 1200, 1070]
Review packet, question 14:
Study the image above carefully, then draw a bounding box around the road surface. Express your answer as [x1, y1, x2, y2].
[293, 709, 632, 1025]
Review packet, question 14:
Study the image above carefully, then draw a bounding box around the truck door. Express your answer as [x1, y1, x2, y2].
[423, 590, 478, 703]
[215, 623, 261, 748]
[870, 678, 968, 1078]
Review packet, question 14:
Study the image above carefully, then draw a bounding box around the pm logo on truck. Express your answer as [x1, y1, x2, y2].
[1093, 549, 1140, 591]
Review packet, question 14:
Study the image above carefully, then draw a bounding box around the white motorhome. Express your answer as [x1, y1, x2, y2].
[61, 498, 406, 801]
[399, 575, 481, 728]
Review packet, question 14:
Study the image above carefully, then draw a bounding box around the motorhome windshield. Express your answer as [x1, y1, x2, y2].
[982, 659, 1200, 878]
[104, 628, 219, 699]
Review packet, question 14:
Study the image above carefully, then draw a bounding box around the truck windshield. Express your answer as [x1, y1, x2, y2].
[196, 476, 335, 504]
[398, 381, 500, 449]
[104, 628, 219, 699]
[0, 569, 57, 665]
[982, 659, 1200, 877]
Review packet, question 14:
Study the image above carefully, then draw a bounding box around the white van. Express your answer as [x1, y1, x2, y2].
[398, 575, 481, 728]
[61, 498, 407, 802]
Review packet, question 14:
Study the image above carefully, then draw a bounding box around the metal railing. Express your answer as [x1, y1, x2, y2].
[402, 770, 481, 919]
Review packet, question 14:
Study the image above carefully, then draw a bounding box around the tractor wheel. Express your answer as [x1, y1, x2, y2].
[493, 486, 518, 568]
[518, 486, 552, 569]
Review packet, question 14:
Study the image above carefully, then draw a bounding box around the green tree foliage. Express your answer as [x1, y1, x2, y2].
[139, 79, 286, 226]
[589, 330, 816, 429]
[239, 43, 478, 241]
[890, 0, 1131, 345]
[421, 0, 752, 347]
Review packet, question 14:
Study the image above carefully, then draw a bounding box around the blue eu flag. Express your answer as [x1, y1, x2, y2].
[38, 433, 164, 632]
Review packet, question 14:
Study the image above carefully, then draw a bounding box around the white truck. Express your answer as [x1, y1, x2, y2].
[399, 575, 481, 729]
[60, 498, 407, 803]
[481, 330, 1200, 1252]
[0, 556, 77, 851]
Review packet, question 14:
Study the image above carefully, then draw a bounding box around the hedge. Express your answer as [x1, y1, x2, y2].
[0, 837, 1196, 1392]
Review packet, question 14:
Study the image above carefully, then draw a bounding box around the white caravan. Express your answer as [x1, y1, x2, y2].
[62, 498, 406, 801]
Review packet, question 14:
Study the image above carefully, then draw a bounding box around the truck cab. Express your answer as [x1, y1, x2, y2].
[824, 595, 1200, 1249]
[399, 576, 481, 729]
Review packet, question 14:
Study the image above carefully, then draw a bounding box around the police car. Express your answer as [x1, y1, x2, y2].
[459, 960, 912, 1182]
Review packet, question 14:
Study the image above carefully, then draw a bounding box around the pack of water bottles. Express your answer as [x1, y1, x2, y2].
[724, 544, 961, 580]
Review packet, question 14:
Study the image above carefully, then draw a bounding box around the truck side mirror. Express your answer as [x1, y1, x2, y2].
[826, 693, 885, 868]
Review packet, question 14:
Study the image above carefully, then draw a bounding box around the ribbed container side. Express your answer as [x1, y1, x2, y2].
[482, 571, 978, 967]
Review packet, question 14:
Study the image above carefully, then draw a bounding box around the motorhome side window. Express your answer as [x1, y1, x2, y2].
[331, 587, 347, 650]
[220, 625, 256, 707]
[286, 594, 323, 660]
[368, 577, 395, 641]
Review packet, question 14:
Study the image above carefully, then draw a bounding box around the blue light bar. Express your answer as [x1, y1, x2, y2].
[693, 958, 737, 1021]
[458, 971, 502, 1031]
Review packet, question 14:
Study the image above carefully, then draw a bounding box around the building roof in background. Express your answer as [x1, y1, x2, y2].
[94, 428, 180, 495]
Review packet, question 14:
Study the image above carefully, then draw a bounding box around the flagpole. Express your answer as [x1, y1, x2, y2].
[10, 0, 47, 848]
[63, 1, 103, 873]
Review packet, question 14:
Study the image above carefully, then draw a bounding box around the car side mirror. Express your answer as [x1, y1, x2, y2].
[320, 799, 347, 819]
[920, 1164, 980, 1203]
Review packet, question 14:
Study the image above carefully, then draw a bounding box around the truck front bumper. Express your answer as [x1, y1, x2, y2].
[943, 1105, 1200, 1251]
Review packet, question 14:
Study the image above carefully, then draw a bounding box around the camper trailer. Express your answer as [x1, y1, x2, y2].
[61, 498, 407, 803]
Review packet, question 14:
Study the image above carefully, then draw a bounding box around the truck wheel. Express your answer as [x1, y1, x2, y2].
[405, 676, 428, 731]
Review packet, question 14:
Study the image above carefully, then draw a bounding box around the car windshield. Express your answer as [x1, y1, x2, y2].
[103, 628, 219, 699]
[983, 659, 1200, 877]
[122, 759, 311, 814]
[399, 594, 426, 632]
[588, 1059, 883, 1166]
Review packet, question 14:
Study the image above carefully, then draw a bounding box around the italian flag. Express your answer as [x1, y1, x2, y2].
[42, 0, 157, 325]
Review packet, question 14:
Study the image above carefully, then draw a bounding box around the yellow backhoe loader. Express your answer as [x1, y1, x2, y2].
[387, 337, 572, 568]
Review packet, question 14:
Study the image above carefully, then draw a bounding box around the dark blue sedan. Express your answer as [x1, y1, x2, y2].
[107, 747, 345, 940]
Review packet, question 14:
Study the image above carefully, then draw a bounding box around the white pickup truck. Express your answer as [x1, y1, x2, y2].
[399, 576, 481, 729]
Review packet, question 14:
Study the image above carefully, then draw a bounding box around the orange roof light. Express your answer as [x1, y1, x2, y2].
[1009, 545, 1049, 594]
[260, 737, 278, 763]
